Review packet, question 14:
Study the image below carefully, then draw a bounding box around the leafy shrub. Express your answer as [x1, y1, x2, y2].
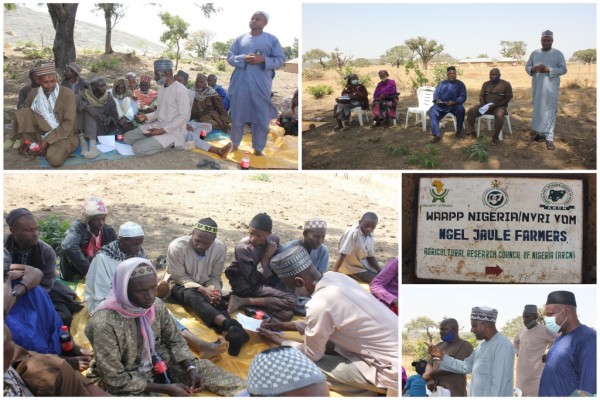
[38, 215, 70, 254]
[90, 57, 119, 73]
[384, 145, 410, 156]
[464, 135, 489, 162]
[337, 65, 371, 88]
[216, 61, 227, 72]
[307, 85, 333, 99]
[81, 48, 103, 55]
[23, 46, 52, 60]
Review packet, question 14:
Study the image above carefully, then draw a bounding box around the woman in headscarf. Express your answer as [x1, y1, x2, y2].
[334, 74, 369, 131]
[85, 258, 246, 396]
[108, 77, 139, 133]
[371, 70, 399, 128]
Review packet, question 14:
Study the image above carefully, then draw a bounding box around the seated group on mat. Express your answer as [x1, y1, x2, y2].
[4, 197, 398, 397]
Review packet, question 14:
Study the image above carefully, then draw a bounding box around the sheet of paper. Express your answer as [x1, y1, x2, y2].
[478, 102, 494, 115]
[115, 142, 135, 156]
[236, 313, 262, 332]
[96, 135, 116, 153]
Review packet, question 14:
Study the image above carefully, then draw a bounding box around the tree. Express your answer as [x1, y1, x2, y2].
[405, 316, 439, 343]
[405, 37, 444, 70]
[194, 2, 222, 18]
[158, 12, 189, 71]
[185, 30, 215, 59]
[571, 49, 597, 68]
[93, 3, 125, 54]
[4, 3, 17, 11]
[303, 48, 330, 69]
[499, 40, 527, 63]
[330, 48, 353, 70]
[477, 53, 489, 58]
[380, 45, 413, 68]
[47, 4, 78, 75]
[211, 39, 233, 61]
[351, 58, 371, 68]
[282, 38, 299, 61]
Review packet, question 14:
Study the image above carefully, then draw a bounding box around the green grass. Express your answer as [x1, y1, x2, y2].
[249, 173, 271, 182]
[464, 135, 490, 162]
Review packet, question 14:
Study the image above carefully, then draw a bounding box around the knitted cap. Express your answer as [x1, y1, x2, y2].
[304, 217, 326, 230]
[471, 306, 498, 322]
[119, 221, 144, 238]
[140, 75, 152, 84]
[66, 62, 82, 75]
[546, 291, 577, 307]
[270, 246, 313, 278]
[249, 213, 272, 232]
[247, 347, 325, 396]
[6, 208, 33, 227]
[154, 59, 173, 70]
[36, 63, 57, 77]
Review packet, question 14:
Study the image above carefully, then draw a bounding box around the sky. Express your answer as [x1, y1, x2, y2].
[401, 285, 597, 333]
[24, 1, 299, 49]
[303, 3, 596, 60]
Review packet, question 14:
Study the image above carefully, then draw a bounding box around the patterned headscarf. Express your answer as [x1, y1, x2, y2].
[80, 196, 108, 223]
[95, 257, 157, 372]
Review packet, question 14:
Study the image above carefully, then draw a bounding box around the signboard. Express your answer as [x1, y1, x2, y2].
[415, 176, 585, 283]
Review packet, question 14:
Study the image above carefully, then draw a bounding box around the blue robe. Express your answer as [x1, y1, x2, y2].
[538, 324, 596, 396]
[428, 80, 467, 136]
[214, 84, 230, 111]
[227, 32, 284, 152]
[525, 48, 567, 141]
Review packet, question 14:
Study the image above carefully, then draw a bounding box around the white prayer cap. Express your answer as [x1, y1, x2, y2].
[119, 221, 144, 237]
[255, 10, 269, 22]
[304, 217, 327, 230]
[471, 306, 498, 322]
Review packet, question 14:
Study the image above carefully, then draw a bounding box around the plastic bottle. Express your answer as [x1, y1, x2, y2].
[116, 134, 124, 142]
[241, 152, 250, 170]
[152, 354, 172, 384]
[245, 307, 270, 320]
[59, 325, 74, 355]
[24, 140, 40, 153]
[200, 130, 207, 140]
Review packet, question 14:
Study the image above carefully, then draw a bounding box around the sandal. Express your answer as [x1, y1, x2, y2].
[546, 141, 555, 150]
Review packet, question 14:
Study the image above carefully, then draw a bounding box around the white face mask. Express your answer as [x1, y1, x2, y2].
[544, 308, 566, 334]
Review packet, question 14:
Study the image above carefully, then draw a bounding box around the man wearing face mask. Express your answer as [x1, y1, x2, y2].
[538, 291, 596, 396]
[513, 304, 557, 397]
[423, 318, 473, 397]
[124, 59, 191, 156]
[464, 68, 513, 144]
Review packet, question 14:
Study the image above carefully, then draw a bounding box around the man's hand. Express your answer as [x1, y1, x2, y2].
[426, 379, 437, 392]
[143, 128, 166, 137]
[188, 369, 205, 393]
[261, 317, 285, 332]
[427, 343, 444, 359]
[135, 112, 147, 123]
[533, 64, 548, 73]
[37, 140, 50, 156]
[257, 327, 284, 345]
[265, 240, 278, 258]
[447, 100, 457, 106]
[165, 383, 192, 397]
[186, 123, 193, 131]
[197, 286, 220, 305]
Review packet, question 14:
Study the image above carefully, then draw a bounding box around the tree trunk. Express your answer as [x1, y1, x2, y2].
[175, 41, 180, 71]
[422, 59, 428, 70]
[104, 10, 114, 54]
[47, 4, 78, 77]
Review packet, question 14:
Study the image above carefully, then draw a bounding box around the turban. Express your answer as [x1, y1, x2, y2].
[304, 218, 327, 230]
[66, 62, 82, 75]
[271, 246, 313, 279]
[255, 10, 269, 22]
[36, 63, 57, 77]
[119, 221, 144, 238]
[6, 208, 33, 227]
[154, 59, 173, 71]
[247, 347, 325, 396]
[140, 75, 152, 84]
[249, 213, 272, 232]
[542, 30, 554, 37]
[195, 217, 218, 234]
[471, 306, 498, 322]
[523, 304, 538, 314]
[546, 291, 577, 307]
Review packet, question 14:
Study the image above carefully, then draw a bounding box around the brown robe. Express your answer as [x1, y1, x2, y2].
[190, 95, 230, 131]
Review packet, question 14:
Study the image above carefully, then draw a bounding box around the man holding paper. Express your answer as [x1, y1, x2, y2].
[465, 68, 513, 145]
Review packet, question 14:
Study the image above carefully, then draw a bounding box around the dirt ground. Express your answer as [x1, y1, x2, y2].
[3, 48, 299, 170]
[3, 172, 399, 267]
[302, 64, 596, 170]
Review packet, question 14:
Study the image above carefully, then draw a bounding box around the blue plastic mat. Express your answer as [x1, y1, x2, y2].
[39, 141, 133, 168]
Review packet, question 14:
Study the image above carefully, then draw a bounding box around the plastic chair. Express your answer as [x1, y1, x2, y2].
[476, 105, 512, 140]
[351, 107, 369, 126]
[405, 86, 435, 131]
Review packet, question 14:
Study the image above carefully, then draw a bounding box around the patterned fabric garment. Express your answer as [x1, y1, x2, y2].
[4, 367, 34, 397]
[99, 240, 146, 261]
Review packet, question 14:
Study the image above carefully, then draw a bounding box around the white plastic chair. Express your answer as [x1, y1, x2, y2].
[405, 86, 435, 131]
[476, 105, 513, 140]
[351, 107, 369, 126]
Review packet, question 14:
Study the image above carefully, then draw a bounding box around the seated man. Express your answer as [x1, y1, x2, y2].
[125, 59, 190, 156]
[207, 74, 230, 111]
[17, 68, 39, 110]
[465, 68, 513, 145]
[133, 75, 158, 113]
[261, 246, 398, 396]
[280, 217, 329, 274]
[85, 257, 246, 396]
[174, 70, 195, 108]
[370, 257, 398, 314]
[60, 196, 117, 281]
[76, 76, 119, 158]
[278, 90, 298, 136]
[5, 208, 83, 327]
[372, 70, 399, 128]
[108, 76, 139, 134]
[84, 221, 145, 314]
[61, 62, 86, 95]
[191, 73, 230, 132]
[225, 213, 296, 322]
[332, 211, 382, 283]
[164, 218, 249, 356]
[428, 66, 467, 143]
[12, 63, 79, 167]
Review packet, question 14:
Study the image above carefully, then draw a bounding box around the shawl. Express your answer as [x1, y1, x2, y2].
[98, 240, 147, 262]
[30, 85, 60, 130]
[81, 86, 110, 108]
[194, 86, 218, 103]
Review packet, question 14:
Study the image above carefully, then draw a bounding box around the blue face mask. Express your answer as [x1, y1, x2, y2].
[351, 80, 358, 85]
[441, 331, 455, 343]
[544, 308, 566, 334]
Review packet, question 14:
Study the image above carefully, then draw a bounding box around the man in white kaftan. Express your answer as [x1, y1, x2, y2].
[525, 30, 567, 150]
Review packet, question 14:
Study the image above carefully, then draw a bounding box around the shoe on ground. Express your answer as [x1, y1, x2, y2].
[531, 133, 545, 142]
[492, 138, 499, 145]
[546, 140, 555, 150]
[455, 132, 464, 141]
[430, 136, 442, 143]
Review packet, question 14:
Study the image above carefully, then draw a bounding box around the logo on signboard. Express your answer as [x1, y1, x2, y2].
[540, 183, 575, 210]
[482, 179, 508, 210]
[430, 179, 449, 203]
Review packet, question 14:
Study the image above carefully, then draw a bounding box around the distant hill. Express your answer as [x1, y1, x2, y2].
[3, 6, 165, 56]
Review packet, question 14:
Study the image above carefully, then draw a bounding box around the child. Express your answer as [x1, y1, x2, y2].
[332, 212, 381, 283]
[403, 359, 428, 397]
